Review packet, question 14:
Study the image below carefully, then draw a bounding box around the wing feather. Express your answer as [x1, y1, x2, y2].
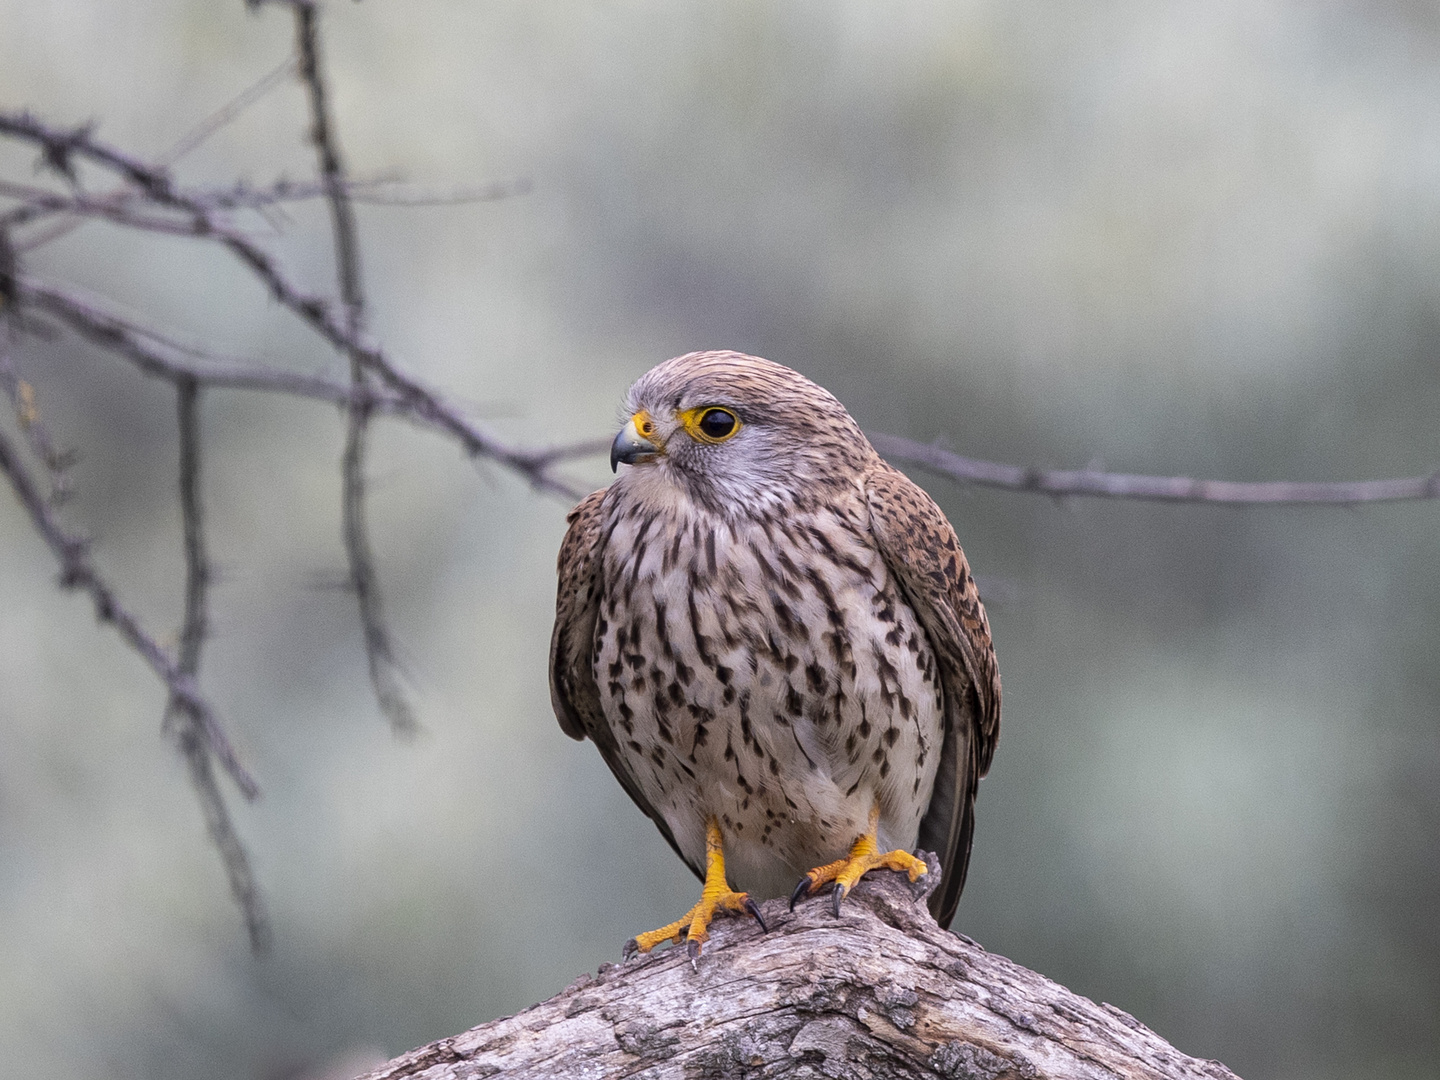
[864, 460, 1000, 929]
[548, 489, 701, 879]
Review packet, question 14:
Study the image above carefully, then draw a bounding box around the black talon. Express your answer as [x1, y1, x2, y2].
[686, 937, 703, 964]
[745, 896, 768, 933]
[831, 881, 846, 918]
[789, 876, 813, 911]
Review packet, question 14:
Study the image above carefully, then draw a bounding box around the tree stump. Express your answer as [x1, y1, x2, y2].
[359, 855, 1241, 1079]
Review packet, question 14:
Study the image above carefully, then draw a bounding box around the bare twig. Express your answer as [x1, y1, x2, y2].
[0, 110, 591, 499]
[24, 279, 381, 405]
[869, 432, 1440, 506]
[0, 422, 259, 798]
[11, 272, 596, 943]
[315, 178, 533, 207]
[170, 377, 270, 951]
[24, 240, 1439, 513]
[290, 1, 364, 328]
[0, 178, 61, 204]
[177, 723, 271, 950]
[22, 277, 596, 494]
[2, 57, 298, 252]
[339, 399, 418, 730]
[1, 176, 528, 229]
[1, 180, 528, 250]
[288, 0, 416, 736]
[0, 19, 578, 948]
[0, 52, 298, 252]
[0, 110, 261, 216]
[158, 55, 299, 168]
[0, 220, 15, 301]
[174, 379, 208, 682]
[2, 186, 248, 238]
[0, 231, 73, 501]
[0, 331, 73, 501]
[191, 175, 532, 209]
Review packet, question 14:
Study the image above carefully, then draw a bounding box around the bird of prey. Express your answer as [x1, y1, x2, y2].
[550, 351, 999, 957]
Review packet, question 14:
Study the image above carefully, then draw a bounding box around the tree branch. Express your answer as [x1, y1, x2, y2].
[870, 432, 1440, 506]
[23, 279, 377, 405]
[0, 110, 592, 503]
[362, 857, 1242, 1080]
[0, 421, 258, 799]
[0, 244, 74, 502]
[0, 176, 529, 237]
[281, 0, 416, 735]
[0, 183, 224, 235]
[19, 276, 600, 495]
[157, 54, 299, 169]
[169, 377, 271, 951]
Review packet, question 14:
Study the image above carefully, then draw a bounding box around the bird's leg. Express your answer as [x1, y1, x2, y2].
[790, 804, 928, 916]
[626, 818, 766, 961]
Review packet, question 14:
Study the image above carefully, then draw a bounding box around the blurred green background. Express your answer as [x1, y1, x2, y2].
[1, 2, 1437, 1078]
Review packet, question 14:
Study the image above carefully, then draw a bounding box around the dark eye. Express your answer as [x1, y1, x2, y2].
[698, 408, 737, 440]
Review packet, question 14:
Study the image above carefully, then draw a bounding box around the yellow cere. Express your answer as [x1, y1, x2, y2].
[632, 409, 658, 440]
[677, 406, 742, 444]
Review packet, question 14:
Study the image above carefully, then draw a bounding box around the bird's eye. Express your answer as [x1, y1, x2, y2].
[698, 409, 737, 440]
[679, 406, 742, 444]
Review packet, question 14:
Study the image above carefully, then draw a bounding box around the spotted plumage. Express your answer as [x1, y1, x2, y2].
[550, 351, 999, 930]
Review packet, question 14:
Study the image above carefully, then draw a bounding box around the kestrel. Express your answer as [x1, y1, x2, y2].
[550, 352, 999, 957]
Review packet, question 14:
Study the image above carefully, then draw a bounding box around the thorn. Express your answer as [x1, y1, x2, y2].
[745, 896, 768, 933]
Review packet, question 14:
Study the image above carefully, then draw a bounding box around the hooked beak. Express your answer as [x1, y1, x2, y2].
[610, 410, 662, 472]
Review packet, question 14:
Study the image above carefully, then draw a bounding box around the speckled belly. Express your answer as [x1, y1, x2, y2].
[594, 504, 944, 899]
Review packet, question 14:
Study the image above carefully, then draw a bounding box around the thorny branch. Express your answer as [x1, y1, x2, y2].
[170, 376, 271, 950]
[20, 277, 601, 490]
[0, 1, 1435, 952]
[0, 183, 217, 239]
[26, 280, 382, 406]
[0, 418, 259, 801]
[0, 112, 591, 500]
[288, 0, 416, 734]
[0, 176, 528, 236]
[6, 48, 303, 253]
[0, 15, 585, 938]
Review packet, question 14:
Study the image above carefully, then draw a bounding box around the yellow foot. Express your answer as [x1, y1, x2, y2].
[789, 805, 928, 917]
[626, 887, 762, 960]
[624, 819, 767, 961]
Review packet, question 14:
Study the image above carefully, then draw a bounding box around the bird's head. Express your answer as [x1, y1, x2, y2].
[610, 351, 873, 514]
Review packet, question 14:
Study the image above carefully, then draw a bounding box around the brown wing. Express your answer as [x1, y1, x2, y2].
[865, 460, 1001, 929]
[548, 489, 701, 879]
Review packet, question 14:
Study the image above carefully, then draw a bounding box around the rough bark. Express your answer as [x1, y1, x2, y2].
[359, 855, 1240, 1080]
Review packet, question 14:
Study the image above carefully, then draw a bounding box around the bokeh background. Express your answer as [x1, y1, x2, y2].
[2, 2, 1438, 1078]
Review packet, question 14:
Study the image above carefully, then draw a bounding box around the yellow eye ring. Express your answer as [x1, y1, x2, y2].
[678, 406, 742, 444]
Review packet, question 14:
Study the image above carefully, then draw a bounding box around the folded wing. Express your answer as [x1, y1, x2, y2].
[549, 489, 700, 879]
[864, 461, 1001, 928]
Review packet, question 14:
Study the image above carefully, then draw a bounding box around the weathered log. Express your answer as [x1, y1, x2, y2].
[359, 855, 1240, 1080]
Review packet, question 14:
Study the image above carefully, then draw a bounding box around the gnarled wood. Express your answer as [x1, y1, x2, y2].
[360, 856, 1240, 1080]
